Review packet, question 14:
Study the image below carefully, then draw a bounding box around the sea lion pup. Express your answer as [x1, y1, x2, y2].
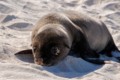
[31, 10, 120, 66]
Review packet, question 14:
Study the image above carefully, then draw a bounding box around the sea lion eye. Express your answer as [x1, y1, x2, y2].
[33, 46, 37, 52]
[51, 47, 60, 55]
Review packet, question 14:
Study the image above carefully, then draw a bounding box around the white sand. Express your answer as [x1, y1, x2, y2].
[0, 0, 120, 80]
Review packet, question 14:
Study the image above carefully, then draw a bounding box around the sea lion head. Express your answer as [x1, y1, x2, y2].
[31, 24, 71, 66]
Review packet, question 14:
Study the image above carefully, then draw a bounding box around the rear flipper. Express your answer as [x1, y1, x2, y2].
[82, 58, 111, 65]
[101, 38, 120, 62]
[111, 50, 120, 61]
[111, 50, 120, 57]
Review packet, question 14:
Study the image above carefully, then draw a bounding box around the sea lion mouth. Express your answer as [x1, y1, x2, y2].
[34, 56, 56, 66]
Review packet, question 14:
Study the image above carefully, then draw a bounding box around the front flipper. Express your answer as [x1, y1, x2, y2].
[82, 58, 111, 64]
[80, 50, 111, 64]
[15, 49, 33, 55]
[15, 49, 34, 63]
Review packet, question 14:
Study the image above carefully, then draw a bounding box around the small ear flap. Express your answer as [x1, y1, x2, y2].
[63, 43, 70, 49]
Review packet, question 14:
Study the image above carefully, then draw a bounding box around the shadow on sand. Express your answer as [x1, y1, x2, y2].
[15, 49, 106, 78]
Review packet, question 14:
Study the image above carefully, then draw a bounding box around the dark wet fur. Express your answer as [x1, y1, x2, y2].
[30, 10, 120, 65]
[64, 11, 120, 64]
